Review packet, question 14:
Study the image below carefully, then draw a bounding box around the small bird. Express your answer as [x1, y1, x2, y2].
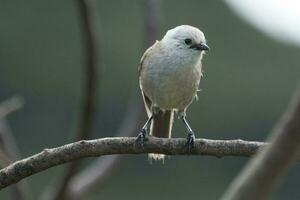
[137, 25, 209, 161]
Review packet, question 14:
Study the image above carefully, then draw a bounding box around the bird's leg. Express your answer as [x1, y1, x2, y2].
[136, 115, 153, 145]
[179, 115, 196, 152]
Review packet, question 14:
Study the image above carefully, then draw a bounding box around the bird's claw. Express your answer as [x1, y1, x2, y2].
[186, 132, 195, 152]
[136, 128, 147, 146]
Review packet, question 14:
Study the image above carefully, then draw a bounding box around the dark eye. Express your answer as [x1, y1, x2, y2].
[184, 39, 192, 45]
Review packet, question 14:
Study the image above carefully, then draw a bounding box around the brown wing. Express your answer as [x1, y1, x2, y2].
[138, 41, 160, 117]
[138, 40, 160, 76]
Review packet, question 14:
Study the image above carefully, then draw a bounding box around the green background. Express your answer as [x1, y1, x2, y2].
[1, 0, 300, 199]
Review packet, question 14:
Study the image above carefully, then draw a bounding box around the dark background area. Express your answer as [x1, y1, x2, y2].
[0, 0, 299, 199]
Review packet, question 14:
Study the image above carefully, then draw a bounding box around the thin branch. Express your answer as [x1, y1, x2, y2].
[67, 155, 121, 200]
[74, 0, 97, 142]
[0, 97, 29, 200]
[66, 97, 144, 199]
[220, 86, 300, 200]
[0, 96, 24, 119]
[51, 0, 98, 199]
[0, 120, 21, 162]
[0, 128, 30, 198]
[64, 0, 161, 198]
[0, 137, 265, 190]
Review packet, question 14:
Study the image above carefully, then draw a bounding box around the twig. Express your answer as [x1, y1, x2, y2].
[0, 96, 23, 119]
[66, 97, 144, 199]
[74, 0, 96, 142]
[50, 0, 97, 199]
[220, 86, 300, 200]
[67, 155, 121, 200]
[0, 124, 24, 200]
[0, 136, 265, 190]
[0, 97, 29, 200]
[63, 1, 161, 198]
[0, 120, 21, 162]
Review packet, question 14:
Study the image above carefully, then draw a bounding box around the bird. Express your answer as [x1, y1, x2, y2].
[137, 25, 209, 161]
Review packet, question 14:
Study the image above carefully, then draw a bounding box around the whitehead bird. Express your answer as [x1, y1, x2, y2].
[137, 25, 209, 161]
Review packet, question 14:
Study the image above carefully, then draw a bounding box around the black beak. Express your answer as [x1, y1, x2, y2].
[190, 43, 210, 51]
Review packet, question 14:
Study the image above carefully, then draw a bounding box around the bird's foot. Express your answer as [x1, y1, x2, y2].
[136, 128, 147, 146]
[186, 132, 195, 152]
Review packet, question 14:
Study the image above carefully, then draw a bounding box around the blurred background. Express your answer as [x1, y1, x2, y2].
[0, 0, 300, 199]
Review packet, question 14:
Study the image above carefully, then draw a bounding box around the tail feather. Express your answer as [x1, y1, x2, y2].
[148, 110, 174, 162]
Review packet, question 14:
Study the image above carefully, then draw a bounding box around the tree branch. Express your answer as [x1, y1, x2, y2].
[63, 0, 161, 198]
[67, 155, 121, 200]
[0, 121, 29, 200]
[50, 0, 98, 199]
[0, 96, 23, 119]
[220, 86, 300, 200]
[0, 97, 29, 200]
[65, 97, 144, 199]
[74, 0, 97, 142]
[0, 137, 265, 190]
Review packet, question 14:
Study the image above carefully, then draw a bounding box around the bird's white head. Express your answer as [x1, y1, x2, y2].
[161, 25, 209, 59]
